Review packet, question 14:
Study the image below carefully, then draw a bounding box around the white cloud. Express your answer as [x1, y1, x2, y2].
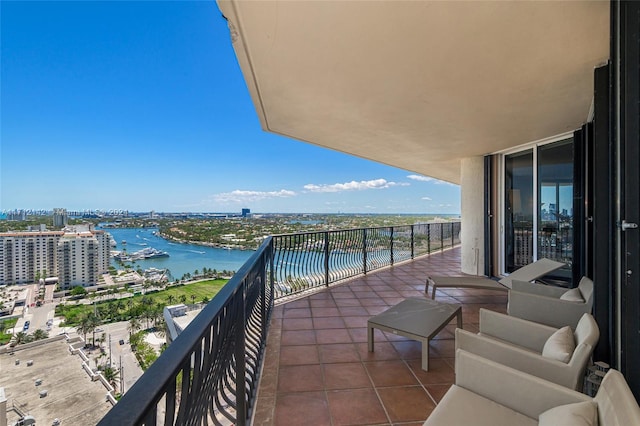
[408, 174, 457, 186]
[213, 189, 296, 204]
[422, 197, 432, 201]
[304, 178, 407, 193]
[407, 174, 434, 182]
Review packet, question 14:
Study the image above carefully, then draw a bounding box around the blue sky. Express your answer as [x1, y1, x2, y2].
[1, 1, 460, 215]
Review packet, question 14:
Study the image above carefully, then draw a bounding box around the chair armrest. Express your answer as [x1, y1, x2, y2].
[479, 308, 556, 351]
[455, 349, 591, 419]
[511, 280, 569, 298]
[456, 329, 586, 390]
[508, 291, 592, 329]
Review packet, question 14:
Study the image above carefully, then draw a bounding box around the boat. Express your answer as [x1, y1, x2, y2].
[113, 247, 168, 261]
[131, 247, 170, 259]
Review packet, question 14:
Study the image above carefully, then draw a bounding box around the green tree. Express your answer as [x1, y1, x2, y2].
[101, 365, 120, 391]
[190, 295, 196, 304]
[179, 294, 187, 304]
[128, 318, 141, 338]
[32, 329, 49, 340]
[77, 313, 99, 347]
[71, 286, 87, 296]
[12, 331, 28, 346]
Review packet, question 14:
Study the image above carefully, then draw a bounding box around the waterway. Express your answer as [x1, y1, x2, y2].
[98, 227, 253, 280]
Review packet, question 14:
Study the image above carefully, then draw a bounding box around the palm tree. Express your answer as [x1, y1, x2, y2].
[13, 331, 28, 346]
[128, 317, 141, 338]
[190, 294, 196, 304]
[101, 365, 120, 391]
[154, 317, 167, 338]
[32, 329, 49, 340]
[167, 294, 175, 305]
[179, 294, 187, 304]
[76, 316, 92, 346]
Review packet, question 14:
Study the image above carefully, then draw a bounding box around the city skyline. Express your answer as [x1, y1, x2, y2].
[1, 1, 460, 214]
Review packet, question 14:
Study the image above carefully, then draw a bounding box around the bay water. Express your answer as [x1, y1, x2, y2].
[99, 226, 253, 280]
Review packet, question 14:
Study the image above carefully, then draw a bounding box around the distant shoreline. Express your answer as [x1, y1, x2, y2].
[157, 231, 255, 251]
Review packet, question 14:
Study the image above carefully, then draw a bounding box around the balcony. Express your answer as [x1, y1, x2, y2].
[254, 246, 506, 425]
[101, 222, 513, 425]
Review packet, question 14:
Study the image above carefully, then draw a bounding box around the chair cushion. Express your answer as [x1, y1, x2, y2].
[539, 401, 598, 426]
[560, 288, 585, 302]
[542, 326, 575, 363]
[424, 385, 537, 426]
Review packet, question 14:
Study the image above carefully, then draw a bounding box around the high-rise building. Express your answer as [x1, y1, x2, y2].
[242, 208, 250, 217]
[6, 210, 27, 221]
[53, 208, 68, 228]
[0, 231, 63, 285]
[0, 225, 110, 288]
[56, 224, 110, 289]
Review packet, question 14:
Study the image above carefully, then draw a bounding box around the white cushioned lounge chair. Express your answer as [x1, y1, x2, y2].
[455, 309, 599, 390]
[424, 349, 640, 426]
[425, 258, 565, 299]
[508, 276, 594, 329]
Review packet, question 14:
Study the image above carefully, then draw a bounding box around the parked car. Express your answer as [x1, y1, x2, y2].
[23, 321, 30, 331]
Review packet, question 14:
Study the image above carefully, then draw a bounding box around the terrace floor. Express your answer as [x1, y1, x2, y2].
[253, 247, 508, 425]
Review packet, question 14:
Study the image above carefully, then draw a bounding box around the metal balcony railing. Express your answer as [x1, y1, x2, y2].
[99, 221, 460, 425]
[271, 222, 461, 298]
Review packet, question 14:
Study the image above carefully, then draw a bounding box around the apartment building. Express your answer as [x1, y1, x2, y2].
[0, 225, 110, 288]
[52, 208, 68, 228]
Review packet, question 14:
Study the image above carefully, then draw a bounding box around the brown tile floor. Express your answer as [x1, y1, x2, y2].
[253, 247, 508, 426]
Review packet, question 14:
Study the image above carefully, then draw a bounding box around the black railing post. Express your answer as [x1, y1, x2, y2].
[363, 228, 368, 274]
[427, 224, 431, 253]
[261, 251, 267, 344]
[410, 225, 415, 259]
[390, 227, 394, 265]
[440, 223, 444, 252]
[324, 232, 330, 287]
[270, 242, 275, 302]
[451, 223, 455, 248]
[235, 283, 247, 426]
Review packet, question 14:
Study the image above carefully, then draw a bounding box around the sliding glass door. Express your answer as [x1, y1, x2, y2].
[538, 140, 573, 265]
[504, 138, 574, 275]
[505, 150, 534, 272]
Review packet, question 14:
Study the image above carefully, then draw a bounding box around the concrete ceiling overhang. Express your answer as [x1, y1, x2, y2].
[216, 0, 609, 184]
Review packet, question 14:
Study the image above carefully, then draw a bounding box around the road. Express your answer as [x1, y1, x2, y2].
[14, 283, 56, 333]
[96, 321, 146, 394]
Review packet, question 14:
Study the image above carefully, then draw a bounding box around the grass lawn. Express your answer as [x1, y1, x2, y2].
[0, 318, 18, 344]
[56, 279, 228, 326]
[157, 279, 228, 303]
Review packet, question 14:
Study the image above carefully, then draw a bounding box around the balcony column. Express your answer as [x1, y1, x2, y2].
[460, 156, 485, 275]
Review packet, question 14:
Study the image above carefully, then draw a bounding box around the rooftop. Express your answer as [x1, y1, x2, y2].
[254, 246, 507, 424]
[0, 338, 113, 425]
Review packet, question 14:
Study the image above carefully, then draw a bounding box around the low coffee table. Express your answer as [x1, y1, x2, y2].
[367, 297, 462, 371]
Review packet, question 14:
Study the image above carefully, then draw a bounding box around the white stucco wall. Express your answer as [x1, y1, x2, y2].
[460, 157, 485, 275]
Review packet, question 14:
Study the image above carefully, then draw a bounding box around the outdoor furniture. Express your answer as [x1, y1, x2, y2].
[424, 350, 640, 426]
[508, 276, 594, 329]
[425, 258, 565, 299]
[455, 309, 599, 390]
[367, 297, 462, 370]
